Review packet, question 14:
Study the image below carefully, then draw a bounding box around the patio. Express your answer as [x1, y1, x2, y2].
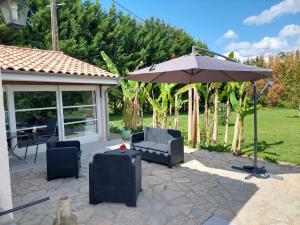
[10, 140, 300, 225]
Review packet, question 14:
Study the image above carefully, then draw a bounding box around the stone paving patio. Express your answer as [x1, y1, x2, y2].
[10, 141, 300, 225]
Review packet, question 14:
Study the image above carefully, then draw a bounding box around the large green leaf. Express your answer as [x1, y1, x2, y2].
[230, 92, 239, 111]
[100, 51, 120, 76]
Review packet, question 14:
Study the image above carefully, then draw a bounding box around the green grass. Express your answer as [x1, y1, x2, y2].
[109, 108, 300, 165]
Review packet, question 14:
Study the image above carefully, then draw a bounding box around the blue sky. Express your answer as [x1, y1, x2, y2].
[99, 0, 300, 60]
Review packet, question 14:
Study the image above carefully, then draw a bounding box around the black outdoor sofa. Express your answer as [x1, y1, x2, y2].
[130, 127, 184, 168]
[46, 139, 81, 181]
[89, 151, 141, 207]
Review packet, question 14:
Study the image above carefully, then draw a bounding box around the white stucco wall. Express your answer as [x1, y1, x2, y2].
[100, 86, 110, 140]
[0, 71, 14, 222]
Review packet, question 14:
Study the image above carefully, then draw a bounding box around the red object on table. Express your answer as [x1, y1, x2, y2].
[119, 144, 127, 152]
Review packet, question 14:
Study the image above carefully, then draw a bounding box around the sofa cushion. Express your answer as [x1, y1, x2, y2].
[133, 141, 169, 153]
[144, 127, 182, 144]
[144, 127, 161, 143]
[160, 129, 181, 144]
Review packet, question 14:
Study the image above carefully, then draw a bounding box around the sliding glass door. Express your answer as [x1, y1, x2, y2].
[4, 85, 101, 143]
[62, 90, 98, 139]
[14, 91, 58, 132]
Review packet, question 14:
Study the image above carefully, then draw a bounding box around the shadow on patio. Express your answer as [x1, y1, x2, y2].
[9, 140, 300, 225]
[185, 146, 300, 176]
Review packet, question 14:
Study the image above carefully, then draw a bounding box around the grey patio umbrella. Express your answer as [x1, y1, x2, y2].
[128, 53, 271, 83]
[127, 47, 281, 180]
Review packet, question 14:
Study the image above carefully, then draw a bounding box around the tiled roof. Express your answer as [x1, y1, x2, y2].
[0, 45, 117, 78]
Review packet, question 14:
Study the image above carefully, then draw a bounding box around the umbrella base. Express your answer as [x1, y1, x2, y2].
[232, 165, 283, 180]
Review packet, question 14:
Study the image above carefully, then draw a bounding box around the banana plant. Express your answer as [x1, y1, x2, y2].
[219, 82, 239, 145]
[230, 82, 255, 155]
[199, 84, 211, 144]
[142, 83, 176, 128]
[211, 83, 222, 145]
[101, 51, 143, 130]
[174, 85, 191, 130]
[175, 84, 201, 147]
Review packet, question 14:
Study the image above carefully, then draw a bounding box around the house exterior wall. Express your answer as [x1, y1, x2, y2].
[0, 70, 14, 222]
[1, 71, 118, 145]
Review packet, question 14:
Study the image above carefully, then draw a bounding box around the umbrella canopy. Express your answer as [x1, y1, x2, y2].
[127, 54, 272, 83]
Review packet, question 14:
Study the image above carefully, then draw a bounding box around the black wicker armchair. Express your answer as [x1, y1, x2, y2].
[46, 139, 81, 181]
[89, 151, 141, 207]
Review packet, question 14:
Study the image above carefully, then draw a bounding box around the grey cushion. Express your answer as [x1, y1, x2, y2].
[161, 130, 181, 144]
[144, 127, 161, 143]
[144, 127, 181, 144]
[133, 141, 169, 153]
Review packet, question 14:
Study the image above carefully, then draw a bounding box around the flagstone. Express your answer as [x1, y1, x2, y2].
[9, 146, 300, 225]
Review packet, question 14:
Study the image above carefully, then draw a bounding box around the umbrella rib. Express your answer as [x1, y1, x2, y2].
[149, 72, 165, 83]
[183, 70, 193, 75]
[220, 70, 238, 82]
[189, 69, 205, 83]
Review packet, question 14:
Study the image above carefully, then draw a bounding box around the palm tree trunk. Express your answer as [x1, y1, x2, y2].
[212, 88, 219, 145]
[191, 89, 197, 147]
[168, 103, 172, 129]
[132, 92, 139, 130]
[224, 98, 230, 145]
[188, 86, 193, 142]
[237, 121, 244, 156]
[204, 97, 209, 143]
[161, 112, 166, 129]
[152, 110, 157, 128]
[174, 95, 179, 130]
[195, 88, 201, 144]
[231, 115, 240, 154]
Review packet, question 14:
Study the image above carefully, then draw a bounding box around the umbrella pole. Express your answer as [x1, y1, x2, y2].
[232, 81, 283, 180]
[253, 81, 258, 168]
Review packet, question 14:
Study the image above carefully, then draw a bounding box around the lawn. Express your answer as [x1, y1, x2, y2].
[109, 108, 300, 165]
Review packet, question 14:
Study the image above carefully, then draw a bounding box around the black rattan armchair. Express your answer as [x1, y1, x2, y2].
[46, 139, 81, 181]
[33, 118, 58, 163]
[89, 152, 141, 207]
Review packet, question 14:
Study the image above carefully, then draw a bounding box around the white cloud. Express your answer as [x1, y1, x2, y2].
[244, 0, 300, 26]
[216, 29, 238, 44]
[279, 24, 300, 37]
[223, 30, 238, 40]
[225, 24, 300, 60]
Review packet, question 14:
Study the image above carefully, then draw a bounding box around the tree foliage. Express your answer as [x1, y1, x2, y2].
[0, 0, 206, 76]
[244, 51, 300, 108]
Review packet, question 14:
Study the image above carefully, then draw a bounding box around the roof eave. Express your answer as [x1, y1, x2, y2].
[1, 69, 120, 85]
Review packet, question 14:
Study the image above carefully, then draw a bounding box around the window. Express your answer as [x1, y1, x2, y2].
[62, 91, 97, 139]
[14, 91, 58, 134]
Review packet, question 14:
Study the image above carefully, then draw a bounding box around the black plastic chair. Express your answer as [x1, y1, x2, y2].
[33, 118, 58, 163]
[46, 139, 81, 181]
[89, 152, 141, 207]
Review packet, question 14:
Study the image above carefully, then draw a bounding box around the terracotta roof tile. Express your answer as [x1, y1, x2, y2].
[0, 45, 117, 78]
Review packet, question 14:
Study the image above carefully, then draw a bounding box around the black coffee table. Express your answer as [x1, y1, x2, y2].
[105, 149, 141, 158]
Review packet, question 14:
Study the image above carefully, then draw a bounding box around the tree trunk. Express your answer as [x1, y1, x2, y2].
[191, 88, 197, 147]
[195, 88, 201, 145]
[212, 88, 219, 145]
[237, 121, 244, 156]
[174, 95, 179, 129]
[224, 98, 230, 145]
[152, 110, 157, 127]
[188, 87, 193, 142]
[161, 112, 166, 129]
[231, 115, 240, 155]
[204, 98, 209, 143]
[168, 103, 172, 129]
